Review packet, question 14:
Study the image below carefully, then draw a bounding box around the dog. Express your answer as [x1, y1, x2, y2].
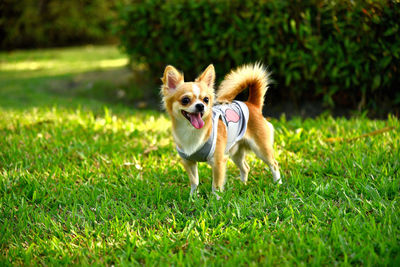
[161, 63, 281, 196]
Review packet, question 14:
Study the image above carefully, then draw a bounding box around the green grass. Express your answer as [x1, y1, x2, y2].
[1, 46, 399, 266]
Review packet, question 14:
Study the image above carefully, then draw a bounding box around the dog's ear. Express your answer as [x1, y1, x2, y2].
[196, 64, 215, 89]
[162, 65, 184, 94]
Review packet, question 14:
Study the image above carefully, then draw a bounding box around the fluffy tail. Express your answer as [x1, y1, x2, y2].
[217, 63, 270, 111]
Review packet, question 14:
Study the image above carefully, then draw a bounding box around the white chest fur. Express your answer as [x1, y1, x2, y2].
[173, 120, 208, 156]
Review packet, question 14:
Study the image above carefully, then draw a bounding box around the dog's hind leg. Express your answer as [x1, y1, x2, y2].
[246, 115, 282, 184]
[231, 144, 250, 184]
[250, 140, 281, 184]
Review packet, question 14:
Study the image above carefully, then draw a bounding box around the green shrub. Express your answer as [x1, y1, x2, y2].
[0, 0, 121, 49]
[116, 0, 400, 113]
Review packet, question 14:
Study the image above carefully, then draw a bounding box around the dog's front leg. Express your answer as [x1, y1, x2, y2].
[211, 156, 228, 196]
[182, 159, 199, 195]
[211, 120, 228, 197]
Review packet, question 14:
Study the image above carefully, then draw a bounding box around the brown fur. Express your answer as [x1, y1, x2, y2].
[212, 119, 228, 190]
[217, 63, 270, 111]
[244, 103, 280, 175]
[161, 63, 281, 196]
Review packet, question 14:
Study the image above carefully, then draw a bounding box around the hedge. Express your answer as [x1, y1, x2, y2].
[0, 0, 121, 49]
[116, 0, 400, 114]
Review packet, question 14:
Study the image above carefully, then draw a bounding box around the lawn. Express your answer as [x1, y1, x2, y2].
[1, 46, 399, 266]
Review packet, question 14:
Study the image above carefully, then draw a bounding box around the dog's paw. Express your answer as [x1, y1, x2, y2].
[212, 186, 223, 200]
[236, 175, 247, 185]
[189, 185, 200, 200]
[272, 169, 282, 184]
[190, 184, 199, 195]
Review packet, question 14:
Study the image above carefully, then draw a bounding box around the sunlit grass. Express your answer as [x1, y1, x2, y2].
[0, 46, 399, 265]
[0, 46, 128, 79]
[1, 104, 399, 265]
[1, 58, 127, 71]
[0, 46, 137, 110]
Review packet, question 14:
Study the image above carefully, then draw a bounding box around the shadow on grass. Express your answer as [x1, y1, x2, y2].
[0, 66, 160, 113]
[0, 61, 377, 120]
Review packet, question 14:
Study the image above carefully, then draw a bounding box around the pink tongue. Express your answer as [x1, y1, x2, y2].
[189, 113, 204, 129]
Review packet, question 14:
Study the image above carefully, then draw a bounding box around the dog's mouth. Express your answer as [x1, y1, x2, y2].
[181, 110, 204, 129]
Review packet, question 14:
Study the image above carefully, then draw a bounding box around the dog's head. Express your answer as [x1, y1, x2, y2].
[161, 65, 215, 129]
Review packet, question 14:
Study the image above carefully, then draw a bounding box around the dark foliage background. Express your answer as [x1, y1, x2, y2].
[116, 0, 400, 115]
[0, 0, 121, 49]
[1, 0, 399, 115]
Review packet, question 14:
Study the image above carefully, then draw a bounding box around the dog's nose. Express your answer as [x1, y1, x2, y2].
[195, 103, 204, 112]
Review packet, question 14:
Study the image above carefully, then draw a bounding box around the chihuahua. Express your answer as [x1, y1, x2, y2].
[161, 63, 281, 196]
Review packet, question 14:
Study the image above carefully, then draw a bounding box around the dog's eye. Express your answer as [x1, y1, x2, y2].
[203, 97, 209, 104]
[181, 97, 190, 105]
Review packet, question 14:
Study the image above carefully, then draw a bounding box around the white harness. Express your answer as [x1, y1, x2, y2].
[176, 101, 249, 162]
